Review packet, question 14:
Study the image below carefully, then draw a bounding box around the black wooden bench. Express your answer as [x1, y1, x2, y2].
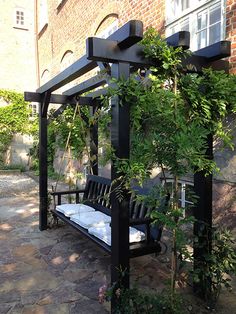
[51, 175, 168, 258]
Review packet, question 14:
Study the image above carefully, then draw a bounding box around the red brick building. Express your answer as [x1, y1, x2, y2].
[36, 0, 236, 227]
[36, 0, 236, 85]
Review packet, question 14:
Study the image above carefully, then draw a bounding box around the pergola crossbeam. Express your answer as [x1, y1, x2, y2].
[86, 88, 107, 98]
[37, 56, 97, 94]
[25, 92, 75, 105]
[49, 97, 99, 121]
[87, 35, 230, 72]
[194, 40, 231, 61]
[165, 31, 190, 49]
[63, 73, 109, 97]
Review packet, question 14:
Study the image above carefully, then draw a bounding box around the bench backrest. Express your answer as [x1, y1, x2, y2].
[83, 175, 112, 215]
[83, 175, 168, 241]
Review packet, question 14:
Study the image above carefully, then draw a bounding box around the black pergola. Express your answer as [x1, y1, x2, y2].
[25, 19, 231, 305]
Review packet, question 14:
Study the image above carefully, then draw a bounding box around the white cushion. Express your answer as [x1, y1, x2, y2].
[70, 211, 111, 229]
[88, 224, 145, 246]
[56, 203, 95, 217]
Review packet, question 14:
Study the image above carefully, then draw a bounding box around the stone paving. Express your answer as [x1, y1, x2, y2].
[0, 173, 235, 313]
[0, 173, 170, 313]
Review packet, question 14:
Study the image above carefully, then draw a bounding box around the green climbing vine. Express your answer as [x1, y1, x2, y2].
[29, 105, 91, 176]
[96, 28, 236, 311]
[0, 89, 36, 165]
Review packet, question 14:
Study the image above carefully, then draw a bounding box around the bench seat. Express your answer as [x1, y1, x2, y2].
[51, 175, 166, 258]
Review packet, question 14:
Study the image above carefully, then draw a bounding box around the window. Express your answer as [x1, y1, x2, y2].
[96, 19, 118, 39]
[14, 8, 27, 29]
[16, 10, 24, 26]
[29, 103, 38, 118]
[162, 178, 194, 216]
[60, 50, 74, 71]
[41, 69, 50, 85]
[60, 51, 74, 91]
[197, 3, 221, 49]
[166, 0, 224, 51]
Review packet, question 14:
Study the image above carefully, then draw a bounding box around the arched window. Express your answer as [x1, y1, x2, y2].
[95, 14, 118, 39]
[60, 50, 74, 71]
[60, 51, 74, 91]
[41, 69, 50, 85]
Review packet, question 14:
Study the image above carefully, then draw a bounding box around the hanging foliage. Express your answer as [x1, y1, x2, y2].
[98, 28, 236, 305]
[0, 89, 36, 164]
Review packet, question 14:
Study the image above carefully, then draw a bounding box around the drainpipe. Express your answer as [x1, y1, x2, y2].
[34, 0, 40, 88]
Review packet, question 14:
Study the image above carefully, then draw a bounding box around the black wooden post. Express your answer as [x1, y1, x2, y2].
[90, 105, 98, 175]
[193, 134, 213, 295]
[39, 95, 49, 230]
[110, 63, 130, 308]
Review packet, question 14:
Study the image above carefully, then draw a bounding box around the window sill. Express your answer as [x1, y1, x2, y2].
[38, 23, 48, 38]
[13, 26, 28, 31]
[57, 0, 68, 13]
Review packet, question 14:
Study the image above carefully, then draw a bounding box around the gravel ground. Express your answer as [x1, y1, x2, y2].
[0, 172, 71, 199]
[0, 173, 38, 198]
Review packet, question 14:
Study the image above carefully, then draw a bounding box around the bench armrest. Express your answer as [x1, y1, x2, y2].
[50, 189, 86, 196]
[51, 189, 86, 205]
[129, 217, 152, 226]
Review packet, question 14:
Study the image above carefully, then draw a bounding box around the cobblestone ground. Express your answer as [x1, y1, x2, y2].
[0, 173, 235, 313]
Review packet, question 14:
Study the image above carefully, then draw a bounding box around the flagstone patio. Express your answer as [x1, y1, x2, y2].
[0, 173, 235, 313]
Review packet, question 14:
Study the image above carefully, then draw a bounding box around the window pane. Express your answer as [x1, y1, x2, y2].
[181, 18, 189, 31]
[198, 11, 208, 30]
[185, 184, 194, 203]
[197, 30, 207, 49]
[16, 10, 24, 26]
[182, 0, 189, 11]
[209, 23, 221, 45]
[210, 6, 221, 25]
[170, 26, 176, 35]
[177, 183, 182, 199]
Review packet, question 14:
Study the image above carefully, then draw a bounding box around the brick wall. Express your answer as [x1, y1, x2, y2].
[0, 0, 36, 92]
[226, 0, 236, 73]
[37, 0, 166, 86]
[37, 0, 236, 84]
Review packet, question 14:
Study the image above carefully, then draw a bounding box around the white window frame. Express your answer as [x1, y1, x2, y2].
[166, 0, 225, 51]
[14, 8, 27, 30]
[161, 178, 194, 215]
[29, 103, 38, 119]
